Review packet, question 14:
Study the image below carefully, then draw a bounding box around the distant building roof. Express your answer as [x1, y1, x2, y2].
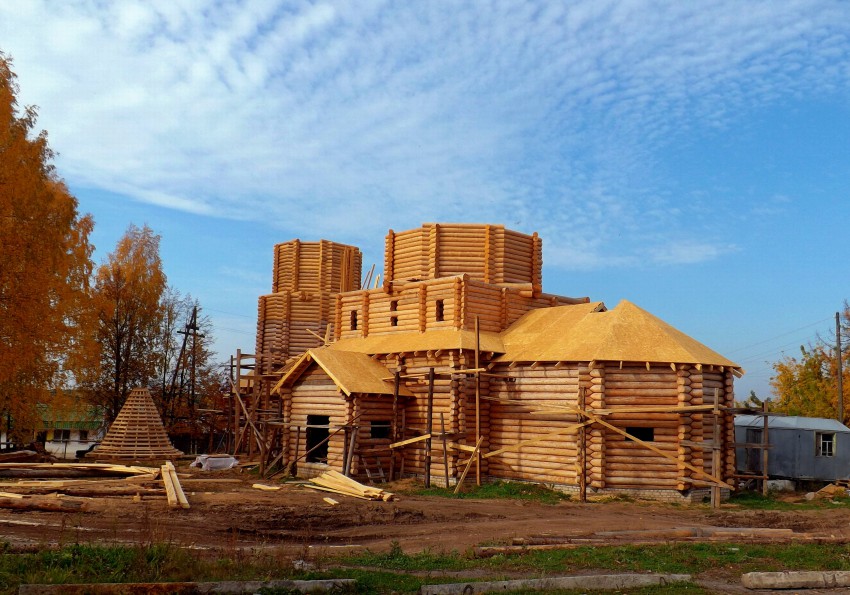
[735, 415, 850, 432]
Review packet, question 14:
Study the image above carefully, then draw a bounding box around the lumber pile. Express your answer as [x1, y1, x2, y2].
[0, 462, 158, 479]
[161, 461, 189, 509]
[305, 470, 397, 501]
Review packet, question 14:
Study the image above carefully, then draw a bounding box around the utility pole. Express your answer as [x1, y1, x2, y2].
[837, 312, 844, 424]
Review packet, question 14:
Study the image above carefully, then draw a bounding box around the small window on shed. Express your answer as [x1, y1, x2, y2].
[350, 310, 358, 330]
[370, 420, 392, 440]
[435, 299, 445, 322]
[624, 427, 654, 442]
[816, 432, 836, 457]
[79, 429, 89, 442]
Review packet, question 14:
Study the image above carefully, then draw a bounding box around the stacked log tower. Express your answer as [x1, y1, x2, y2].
[256, 239, 362, 376]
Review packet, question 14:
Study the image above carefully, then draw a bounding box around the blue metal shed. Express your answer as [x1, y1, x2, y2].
[735, 415, 850, 482]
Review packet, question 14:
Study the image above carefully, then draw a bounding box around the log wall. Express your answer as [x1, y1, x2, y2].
[256, 240, 362, 374]
[602, 365, 679, 489]
[335, 276, 587, 340]
[383, 224, 541, 290]
[285, 366, 351, 472]
[486, 364, 581, 485]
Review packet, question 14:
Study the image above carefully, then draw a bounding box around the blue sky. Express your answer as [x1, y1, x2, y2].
[2, 1, 849, 400]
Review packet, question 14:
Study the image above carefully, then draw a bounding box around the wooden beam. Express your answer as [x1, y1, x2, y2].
[390, 434, 431, 449]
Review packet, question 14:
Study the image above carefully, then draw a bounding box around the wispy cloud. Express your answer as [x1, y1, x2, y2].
[2, 0, 848, 268]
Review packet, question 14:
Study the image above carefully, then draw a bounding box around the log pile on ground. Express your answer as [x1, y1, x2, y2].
[0, 462, 158, 479]
[305, 469, 397, 501]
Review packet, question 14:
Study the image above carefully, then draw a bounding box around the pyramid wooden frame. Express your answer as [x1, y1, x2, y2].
[88, 388, 183, 460]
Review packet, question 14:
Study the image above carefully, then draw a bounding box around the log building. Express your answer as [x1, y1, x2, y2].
[242, 223, 742, 502]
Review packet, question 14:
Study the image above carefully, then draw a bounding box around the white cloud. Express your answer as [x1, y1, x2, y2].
[1, 0, 848, 269]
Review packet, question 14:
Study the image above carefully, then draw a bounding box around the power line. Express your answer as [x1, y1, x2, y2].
[725, 316, 833, 355]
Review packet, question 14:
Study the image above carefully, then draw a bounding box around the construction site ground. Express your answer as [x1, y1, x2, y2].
[2, 465, 850, 593]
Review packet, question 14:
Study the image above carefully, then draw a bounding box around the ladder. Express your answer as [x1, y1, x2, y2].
[360, 455, 386, 484]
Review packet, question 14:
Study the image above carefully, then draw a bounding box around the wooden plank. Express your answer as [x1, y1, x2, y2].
[390, 434, 431, 449]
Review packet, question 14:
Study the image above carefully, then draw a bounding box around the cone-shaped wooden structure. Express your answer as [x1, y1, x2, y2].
[88, 387, 182, 460]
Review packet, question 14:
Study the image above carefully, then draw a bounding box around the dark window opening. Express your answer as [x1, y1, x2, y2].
[306, 415, 330, 463]
[390, 316, 398, 326]
[745, 428, 763, 473]
[370, 420, 392, 439]
[436, 299, 445, 322]
[390, 300, 398, 312]
[53, 429, 71, 443]
[350, 310, 358, 331]
[625, 427, 654, 442]
[79, 430, 89, 442]
[817, 432, 836, 457]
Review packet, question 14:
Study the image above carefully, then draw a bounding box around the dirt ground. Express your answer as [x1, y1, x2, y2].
[2, 466, 850, 592]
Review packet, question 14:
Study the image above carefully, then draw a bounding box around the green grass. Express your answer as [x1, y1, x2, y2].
[2, 541, 850, 595]
[729, 490, 850, 510]
[405, 480, 570, 504]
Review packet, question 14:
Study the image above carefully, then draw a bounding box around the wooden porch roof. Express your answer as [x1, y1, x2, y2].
[275, 347, 414, 397]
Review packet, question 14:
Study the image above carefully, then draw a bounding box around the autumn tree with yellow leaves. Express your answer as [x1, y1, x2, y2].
[0, 54, 97, 442]
[771, 302, 850, 424]
[90, 224, 167, 422]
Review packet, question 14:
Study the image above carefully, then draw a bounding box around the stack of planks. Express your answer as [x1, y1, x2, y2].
[305, 469, 397, 501]
[0, 462, 158, 479]
[161, 461, 189, 509]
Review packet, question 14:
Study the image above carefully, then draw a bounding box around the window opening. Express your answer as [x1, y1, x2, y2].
[350, 310, 358, 331]
[53, 429, 71, 443]
[370, 420, 392, 439]
[390, 300, 398, 312]
[306, 415, 330, 463]
[624, 427, 654, 442]
[390, 316, 398, 326]
[436, 299, 445, 322]
[79, 430, 89, 442]
[816, 432, 836, 457]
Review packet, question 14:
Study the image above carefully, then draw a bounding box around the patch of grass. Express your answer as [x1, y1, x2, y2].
[343, 541, 474, 572]
[493, 584, 709, 595]
[408, 480, 570, 504]
[729, 490, 850, 510]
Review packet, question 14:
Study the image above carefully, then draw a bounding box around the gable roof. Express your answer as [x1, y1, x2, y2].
[275, 348, 414, 397]
[496, 300, 741, 369]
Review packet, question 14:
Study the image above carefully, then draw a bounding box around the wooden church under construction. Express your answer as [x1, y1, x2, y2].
[235, 223, 742, 502]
